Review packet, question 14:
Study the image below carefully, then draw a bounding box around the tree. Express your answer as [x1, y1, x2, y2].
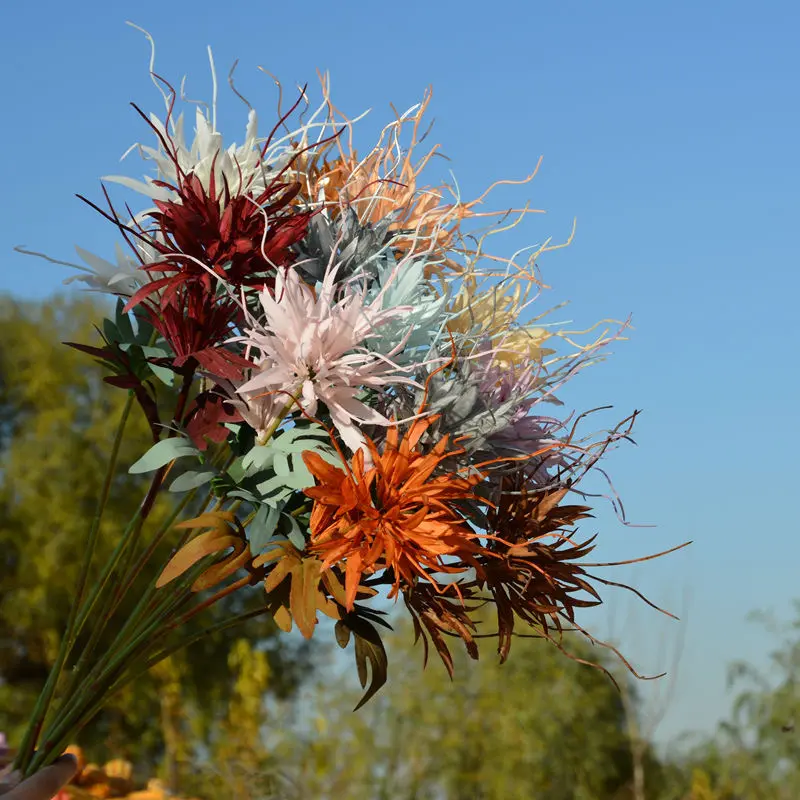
[267, 617, 661, 799]
[682, 605, 800, 799]
[0, 294, 311, 788]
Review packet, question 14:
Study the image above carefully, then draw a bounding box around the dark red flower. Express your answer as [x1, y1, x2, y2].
[124, 170, 312, 314]
[185, 392, 242, 451]
[140, 283, 240, 367]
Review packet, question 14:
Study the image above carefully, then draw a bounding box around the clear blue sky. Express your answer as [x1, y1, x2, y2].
[2, 0, 798, 746]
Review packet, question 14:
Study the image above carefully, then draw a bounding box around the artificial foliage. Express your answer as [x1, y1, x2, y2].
[6, 29, 684, 782]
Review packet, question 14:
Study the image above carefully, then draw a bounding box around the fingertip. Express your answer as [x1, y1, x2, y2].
[52, 754, 79, 781]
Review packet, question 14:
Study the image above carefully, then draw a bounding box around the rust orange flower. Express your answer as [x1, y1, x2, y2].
[302, 417, 484, 610]
[295, 87, 494, 277]
[478, 481, 600, 661]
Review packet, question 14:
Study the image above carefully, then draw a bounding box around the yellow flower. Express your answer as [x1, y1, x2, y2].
[448, 277, 555, 370]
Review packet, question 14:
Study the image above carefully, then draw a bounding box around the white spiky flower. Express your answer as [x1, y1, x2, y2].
[233, 265, 416, 455]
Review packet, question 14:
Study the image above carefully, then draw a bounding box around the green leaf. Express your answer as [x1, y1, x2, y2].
[273, 450, 291, 477]
[128, 438, 200, 474]
[255, 472, 311, 501]
[227, 457, 247, 485]
[278, 512, 306, 551]
[169, 468, 216, 493]
[139, 344, 176, 386]
[341, 616, 388, 710]
[115, 298, 135, 342]
[149, 362, 177, 386]
[132, 311, 154, 345]
[334, 620, 351, 649]
[102, 317, 121, 344]
[227, 488, 259, 503]
[242, 445, 276, 475]
[240, 425, 340, 504]
[248, 503, 284, 554]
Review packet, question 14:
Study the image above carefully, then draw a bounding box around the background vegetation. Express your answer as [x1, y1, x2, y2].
[1, 296, 795, 799]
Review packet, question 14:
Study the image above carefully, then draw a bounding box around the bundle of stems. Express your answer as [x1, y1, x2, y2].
[14, 392, 265, 778]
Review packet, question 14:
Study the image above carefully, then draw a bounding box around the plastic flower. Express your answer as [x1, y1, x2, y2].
[291, 206, 400, 286]
[381, 340, 559, 471]
[363, 250, 449, 363]
[64, 243, 143, 296]
[15, 241, 147, 298]
[479, 481, 599, 662]
[477, 356, 564, 462]
[448, 275, 555, 369]
[123, 168, 311, 311]
[297, 87, 481, 274]
[106, 105, 282, 204]
[143, 284, 241, 367]
[302, 417, 485, 609]
[234, 265, 416, 453]
[92, 87, 315, 314]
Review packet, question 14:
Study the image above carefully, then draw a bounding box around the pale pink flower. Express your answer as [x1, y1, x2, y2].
[234, 267, 416, 453]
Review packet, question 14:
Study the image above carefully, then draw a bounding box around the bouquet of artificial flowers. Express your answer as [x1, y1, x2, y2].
[11, 29, 684, 781]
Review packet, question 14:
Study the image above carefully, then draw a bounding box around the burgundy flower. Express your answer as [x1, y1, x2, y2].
[185, 391, 242, 451]
[124, 170, 312, 313]
[140, 283, 241, 367]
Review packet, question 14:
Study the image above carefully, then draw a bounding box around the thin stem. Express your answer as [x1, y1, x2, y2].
[73, 470, 164, 643]
[172, 576, 251, 630]
[117, 607, 271, 691]
[112, 487, 198, 609]
[57, 468, 168, 711]
[15, 392, 135, 774]
[33, 549, 240, 772]
[54, 364, 205, 713]
[173, 362, 197, 429]
[35, 607, 271, 770]
[109, 431, 234, 616]
[31, 570, 201, 772]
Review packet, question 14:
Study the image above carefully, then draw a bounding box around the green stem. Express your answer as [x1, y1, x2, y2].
[258, 396, 298, 447]
[111, 488, 198, 611]
[72, 465, 163, 640]
[35, 606, 271, 770]
[30, 571, 200, 773]
[108, 439, 234, 622]
[55, 468, 168, 718]
[50, 369, 211, 733]
[115, 607, 270, 692]
[15, 392, 135, 774]
[34, 547, 241, 773]
[25, 432, 244, 773]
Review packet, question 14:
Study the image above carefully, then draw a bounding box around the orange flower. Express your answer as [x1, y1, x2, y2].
[302, 418, 484, 610]
[295, 88, 492, 277]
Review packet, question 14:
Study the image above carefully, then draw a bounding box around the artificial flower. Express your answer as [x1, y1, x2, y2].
[233, 265, 416, 453]
[303, 417, 485, 609]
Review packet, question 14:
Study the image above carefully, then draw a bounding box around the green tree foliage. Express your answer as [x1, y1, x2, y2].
[673, 604, 800, 800]
[267, 620, 654, 800]
[0, 295, 310, 784]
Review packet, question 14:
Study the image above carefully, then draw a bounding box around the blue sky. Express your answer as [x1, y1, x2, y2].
[2, 0, 799, 745]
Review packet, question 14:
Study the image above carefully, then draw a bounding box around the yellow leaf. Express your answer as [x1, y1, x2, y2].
[317, 591, 341, 620]
[290, 558, 322, 639]
[173, 510, 235, 530]
[192, 547, 251, 591]
[156, 530, 240, 588]
[252, 541, 299, 570]
[321, 569, 348, 607]
[264, 556, 294, 593]
[273, 604, 293, 632]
